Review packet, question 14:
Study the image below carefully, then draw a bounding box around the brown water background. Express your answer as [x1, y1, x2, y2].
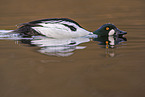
[0, 0, 145, 97]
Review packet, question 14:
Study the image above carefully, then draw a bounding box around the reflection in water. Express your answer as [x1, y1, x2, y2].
[93, 36, 127, 48]
[93, 36, 127, 57]
[21, 37, 90, 57]
[0, 30, 127, 57]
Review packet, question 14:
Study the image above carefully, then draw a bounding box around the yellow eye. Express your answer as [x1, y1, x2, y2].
[106, 27, 109, 30]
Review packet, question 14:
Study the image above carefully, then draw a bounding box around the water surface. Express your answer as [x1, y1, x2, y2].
[0, 0, 145, 97]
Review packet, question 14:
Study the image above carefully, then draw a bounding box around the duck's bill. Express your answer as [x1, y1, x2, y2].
[117, 29, 127, 35]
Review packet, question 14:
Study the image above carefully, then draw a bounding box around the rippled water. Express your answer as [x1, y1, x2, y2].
[0, 0, 145, 97]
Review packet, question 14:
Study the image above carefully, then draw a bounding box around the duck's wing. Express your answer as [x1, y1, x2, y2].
[28, 18, 82, 27]
[14, 21, 44, 36]
[15, 18, 91, 38]
[19, 18, 83, 28]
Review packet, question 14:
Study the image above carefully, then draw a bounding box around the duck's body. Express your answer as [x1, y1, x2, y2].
[14, 18, 92, 38]
[14, 18, 127, 38]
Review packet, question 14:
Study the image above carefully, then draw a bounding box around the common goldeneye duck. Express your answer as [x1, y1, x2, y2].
[14, 18, 127, 38]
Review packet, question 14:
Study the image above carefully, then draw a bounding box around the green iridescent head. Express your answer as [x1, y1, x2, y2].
[93, 24, 127, 37]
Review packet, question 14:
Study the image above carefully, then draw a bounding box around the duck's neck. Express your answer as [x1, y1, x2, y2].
[93, 29, 102, 36]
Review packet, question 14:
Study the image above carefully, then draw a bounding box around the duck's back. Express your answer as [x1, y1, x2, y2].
[14, 18, 91, 38]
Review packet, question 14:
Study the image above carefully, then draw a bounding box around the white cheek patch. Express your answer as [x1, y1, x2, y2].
[109, 29, 115, 35]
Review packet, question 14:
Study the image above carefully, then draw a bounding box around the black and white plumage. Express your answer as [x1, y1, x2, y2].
[14, 18, 92, 38]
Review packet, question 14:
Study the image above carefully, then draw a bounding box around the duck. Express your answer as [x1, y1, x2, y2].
[14, 18, 127, 38]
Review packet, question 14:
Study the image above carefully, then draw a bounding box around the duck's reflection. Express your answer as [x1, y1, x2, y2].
[93, 36, 127, 48]
[20, 36, 127, 57]
[20, 37, 90, 57]
[0, 30, 127, 57]
[93, 36, 127, 57]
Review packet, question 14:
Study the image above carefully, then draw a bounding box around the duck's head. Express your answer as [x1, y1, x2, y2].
[93, 24, 127, 37]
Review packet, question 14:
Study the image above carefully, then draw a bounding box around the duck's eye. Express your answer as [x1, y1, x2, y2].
[106, 27, 110, 30]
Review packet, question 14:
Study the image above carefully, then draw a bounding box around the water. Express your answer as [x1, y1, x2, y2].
[0, 0, 145, 97]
